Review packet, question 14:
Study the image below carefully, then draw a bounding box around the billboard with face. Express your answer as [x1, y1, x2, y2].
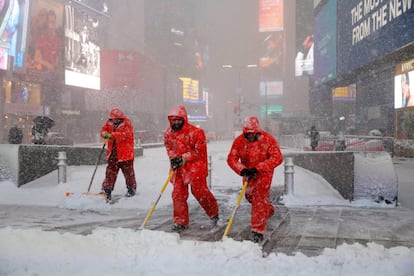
[25, 0, 63, 75]
[64, 4, 100, 90]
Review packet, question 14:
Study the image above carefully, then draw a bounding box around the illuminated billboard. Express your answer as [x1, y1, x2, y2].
[395, 59, 414, 109]
[338, 0, 414, 75]
[25, 0, 64, 75]
[180, 77, 207, 121]
[314, 0, 337, 84]
[260, 80, 283, 97]
[332, 84, 356, 102]
[258, 0, 284, 32]
[260, 32, 284, 80]
[64, 4, 100, 90]
[180, 77, 199, 101]
[0, 0, 29, 71]
[295, 0, 313, 76]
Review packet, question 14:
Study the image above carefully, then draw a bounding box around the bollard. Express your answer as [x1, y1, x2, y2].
[57, 151, 67, 184]
[208, 155, 212, 189]
[284, 156, 294, 196]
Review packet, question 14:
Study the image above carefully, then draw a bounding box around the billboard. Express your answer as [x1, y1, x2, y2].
[260, 80, 283, 97]
[259, 32, 284, 80]
[64, 4, 100, 90]
[295, 0, 314, 76]
[332, 84, 356, 102]
[180, 77, 207, 121]
[395, 58, 414, 109]
[25, 0, 63, 75]
[0, 0, 29, 71]
[338, 0, 414, 75]
[313, 0, 337, 84]
[258, 0, 284, 32]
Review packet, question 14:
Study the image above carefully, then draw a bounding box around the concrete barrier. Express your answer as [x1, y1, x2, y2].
[283, 151, 397, 203]
[0, 144, 143, 187]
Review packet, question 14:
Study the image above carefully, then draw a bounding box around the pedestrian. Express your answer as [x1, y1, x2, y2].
[309, 125, 320, 151]
[164, 105, 219, 232]
[100, 108, 137, 201]
[227, 116, 283, 243]
[8, 124, 23, 144]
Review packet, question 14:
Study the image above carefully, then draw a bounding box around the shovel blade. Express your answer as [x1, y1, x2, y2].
[66, 191, 107, 200]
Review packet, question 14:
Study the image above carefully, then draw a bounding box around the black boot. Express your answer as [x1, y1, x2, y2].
[252, 231, 264, 243]
[104, 189, 112, 202]
[125, 188, 136, 197]
[172, 223, 188, 233]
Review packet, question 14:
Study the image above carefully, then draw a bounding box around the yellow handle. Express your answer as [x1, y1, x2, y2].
[222, 179, 249, 239]
[140, 171, 174, 229]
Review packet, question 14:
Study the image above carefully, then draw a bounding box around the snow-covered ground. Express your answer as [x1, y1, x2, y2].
[0, 140, 413, 275]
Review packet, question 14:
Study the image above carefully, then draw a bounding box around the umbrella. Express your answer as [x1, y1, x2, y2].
[33, 116, 55, 129]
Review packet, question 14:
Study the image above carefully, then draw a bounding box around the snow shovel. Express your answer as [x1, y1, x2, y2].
[139, 170, 174, 229]
[65, 141, 107, 200]
[222, 179, 249, 240]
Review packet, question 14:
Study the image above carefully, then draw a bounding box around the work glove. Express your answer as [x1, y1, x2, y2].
[240, 168, 258, 178]
[240, 168, 250, 177]
[170, 156, 185, 170]
[103, 132, 112, 139]
[248, 168, 259, 178]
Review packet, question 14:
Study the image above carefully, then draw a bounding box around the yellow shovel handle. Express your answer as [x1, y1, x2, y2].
[140, 170, 174, 229]
[222, 179, 249, 239]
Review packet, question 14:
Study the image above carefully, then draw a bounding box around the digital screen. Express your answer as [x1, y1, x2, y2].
[258, 0, 284, 32]
[64, 4, 100, 90]
[395, 71, 414, 109]
[25, 0, 64, 74]
[313, 0, 337, 84]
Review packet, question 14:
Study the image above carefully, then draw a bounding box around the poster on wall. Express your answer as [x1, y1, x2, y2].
[394, 59, 414, 109]
[64, 4, 100, 90]
[25, 0, 63, 75]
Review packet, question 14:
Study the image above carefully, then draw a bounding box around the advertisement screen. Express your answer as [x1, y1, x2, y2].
[64, 4, 100, 90]
[260, 80, 283, 97]
[332, 84, 356, 102]
[180, 77, 199, 101]
[258, 0, 283, 32]
[313, 0, 337, 84]
[338, 0, 414, 75]
[0, 0, 29, 70]
[395, 59, 414, 108]
[260, 32, 284, 80]
[295, 0, 313, 76]
[25, 0, 64, 74]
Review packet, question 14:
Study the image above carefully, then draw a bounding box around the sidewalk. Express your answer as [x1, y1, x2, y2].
[144, 187, 414, 257]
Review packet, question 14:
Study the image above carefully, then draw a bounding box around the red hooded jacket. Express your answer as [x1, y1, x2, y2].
[100, 108, 135, 162]
[164, 106, 208, 181]
[227, 116, 283, 185]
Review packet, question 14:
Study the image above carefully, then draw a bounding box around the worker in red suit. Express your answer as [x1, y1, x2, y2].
[227, 116, 283, 243]
[164, 105, 219, 232]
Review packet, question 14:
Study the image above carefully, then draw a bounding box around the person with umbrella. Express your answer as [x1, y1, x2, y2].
[31, 116, 54, 144]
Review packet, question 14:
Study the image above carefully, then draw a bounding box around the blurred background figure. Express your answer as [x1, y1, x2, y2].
[309, 125, 319, 151]
[8, 124, 23, 144]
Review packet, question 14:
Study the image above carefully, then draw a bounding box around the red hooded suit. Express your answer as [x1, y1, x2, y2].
[164, 106, 219, 227]
[227, 116, 283, 234]
[100, 108, 137, 193]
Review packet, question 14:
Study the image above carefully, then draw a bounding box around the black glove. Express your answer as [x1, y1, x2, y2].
[248, 168, 258, 178]
[240, 168, 250, 176]
[240, 168, 258, 178]
[170, 157, 185, 170]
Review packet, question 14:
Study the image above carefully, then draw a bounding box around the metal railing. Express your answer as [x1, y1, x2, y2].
[279, 134, 394, 154]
